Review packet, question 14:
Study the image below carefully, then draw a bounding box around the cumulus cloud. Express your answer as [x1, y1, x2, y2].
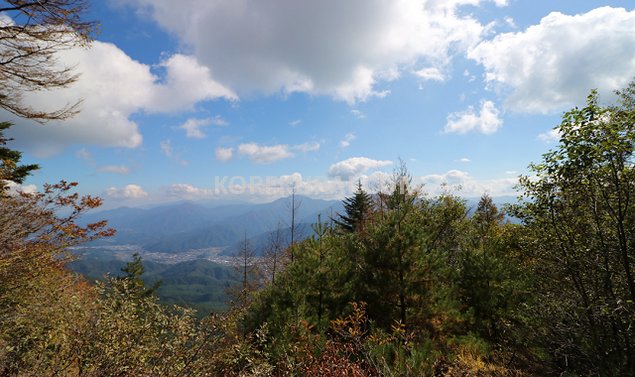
[164, 169, 517, 203]
[469, 7, 635, 113]
[458, 157, 471, 163]
[7, 42, 235, 156]
[340, 133, 356, 148]
[122, 0, 502, 103]
[419, 170, 517, 197]
[179, 116, 227, 139]
[97, 165, 130, 174]
[328, 157, 393, 180]
[215, 147, 234, 162]
[105, 184, 148, 199]
[445, 100, 502, 134]
[147, 54, 236, 113]
[237, 143, 293, 164]
[168, 172, 390, 202]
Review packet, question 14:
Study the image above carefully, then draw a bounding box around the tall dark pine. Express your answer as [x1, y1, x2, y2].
[0, 122, 39, 191]
[119, 253, 160, 297]
[334, 181, 372, 232]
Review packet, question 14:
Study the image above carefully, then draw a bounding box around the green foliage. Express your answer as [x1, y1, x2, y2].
[0, 122, 39, 190]
[513, 84, 635, 375]
[242, 169, 533, 374]
[69, 252, 235, 316]
[119, 252, 161, 297]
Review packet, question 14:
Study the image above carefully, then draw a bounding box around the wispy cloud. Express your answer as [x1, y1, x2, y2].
[414, 67, 445, 82]
[351, 109, 365, 119]
[160, 139, 187, 165]
[160, 139, 173, 157]
[292, 141, 321, 153]
[179, 116, 227, 139]
[98, 165, 130, 174]
[340, 133, 356, 148]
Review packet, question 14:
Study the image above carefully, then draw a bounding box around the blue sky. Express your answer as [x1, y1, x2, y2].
[7, 0, 635, 207]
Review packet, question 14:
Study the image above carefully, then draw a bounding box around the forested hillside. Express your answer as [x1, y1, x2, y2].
[70, 252, 236, 315]
[2, 83, 635, 375]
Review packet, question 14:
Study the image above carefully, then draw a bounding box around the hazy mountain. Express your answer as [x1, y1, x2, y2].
[81, 196, 341, 253]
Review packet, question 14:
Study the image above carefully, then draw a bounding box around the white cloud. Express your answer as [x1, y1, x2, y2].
[328, 157, 393, 180]
[173, 172, 390, 202]
[98, 165, 130, 174]
[503, 16, 516, 28]
[160, 139, 173, 157]
[469, 7, 635, 113]
[4, 181, 37, 195]
[122, 0, 502, 104]
[238, 143, 293, 164]
[147, 54, 237, 113]
[179, 116, 227, 139]
[418, 170, 517, 197]
[235, 141, 320, 163]
[292, 141, 321, 153]
[351, 109, 366, 119]
[105, 184, 148, 199]
[289, 119, 302, 127]
[414, 67, 445, 82]
[340, 133, 356, 148]
[7, 42, 236, 156]
[458, 157, 471, 163]
[166, 183, 214, 199]
[538, 128, 561, 143]
[445, 100, 502, 134]
[215, 147, 234, 162]
[164, 169, 516, 203]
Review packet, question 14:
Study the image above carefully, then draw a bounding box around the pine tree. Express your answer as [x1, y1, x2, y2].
[334, 181, 373, 232]
[119, 253, 160, 297]
[472, 194, 505, 247]
[0, 122, 39, 191]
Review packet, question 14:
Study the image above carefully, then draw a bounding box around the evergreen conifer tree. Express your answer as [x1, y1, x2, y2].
[0, 122, 39, 190]
[334, 181, 373, 232]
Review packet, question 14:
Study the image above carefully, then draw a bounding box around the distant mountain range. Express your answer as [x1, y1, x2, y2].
[80, 195, 343, 255]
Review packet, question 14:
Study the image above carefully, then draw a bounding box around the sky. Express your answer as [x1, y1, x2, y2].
[6, 0, 635, 208]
